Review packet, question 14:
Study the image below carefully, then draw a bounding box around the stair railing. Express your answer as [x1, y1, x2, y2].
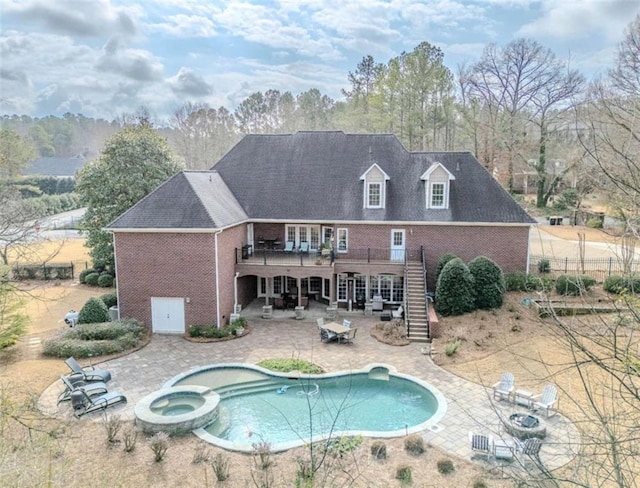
[420, 245, 430, 338]
[404, 251, 410, 338]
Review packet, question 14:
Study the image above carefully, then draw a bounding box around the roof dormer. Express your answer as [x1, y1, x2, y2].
[420, 162, 455, 210]
[360, 163, 390, 209]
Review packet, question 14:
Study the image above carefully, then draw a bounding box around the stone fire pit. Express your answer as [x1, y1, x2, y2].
[505, 413, 547, 440]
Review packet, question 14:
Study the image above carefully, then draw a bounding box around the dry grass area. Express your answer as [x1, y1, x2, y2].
[1, 235, 637, 487]
[8, 237, 91, 265]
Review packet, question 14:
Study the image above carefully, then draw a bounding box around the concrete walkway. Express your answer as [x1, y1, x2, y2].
[40, 303, 579, 473]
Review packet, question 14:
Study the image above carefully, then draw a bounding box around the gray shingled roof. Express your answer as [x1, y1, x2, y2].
[214, 131, 535, 224]
[108, 171, 247, 229]
[108, 131, 534, 230]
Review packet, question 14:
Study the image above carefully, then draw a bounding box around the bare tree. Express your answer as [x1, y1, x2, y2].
[0, 186, 42, 266]
[465, 39, 584, 201]
[581, 15, 640, 238]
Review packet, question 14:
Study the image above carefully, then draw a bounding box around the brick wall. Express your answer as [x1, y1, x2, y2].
[342, 223, 530, 288]
[114, 232, 216, 328]
[215, 224, 247, 324]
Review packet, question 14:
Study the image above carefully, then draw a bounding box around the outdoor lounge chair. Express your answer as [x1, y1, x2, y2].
[514, 437, 543, 465]
[532, 384, 558, 417]
[57, 374, 108, 404]
[284, 241, 295, 252]
[492, 372, 514, 401]
[65, 357, 112, 383]
[71, 389, 127, 418]
[299, 241, 309, 253]
[469, 432, 491, 458]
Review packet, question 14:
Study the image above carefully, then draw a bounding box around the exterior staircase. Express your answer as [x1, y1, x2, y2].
[405, 262, 430, 343]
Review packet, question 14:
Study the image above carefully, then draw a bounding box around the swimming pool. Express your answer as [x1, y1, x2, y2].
[165, 364, 447, 452]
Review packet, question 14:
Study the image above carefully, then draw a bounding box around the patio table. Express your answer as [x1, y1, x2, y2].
[323, 322, 350, 335]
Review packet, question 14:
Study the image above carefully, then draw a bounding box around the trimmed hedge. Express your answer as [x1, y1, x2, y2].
[604, 275, 640, 294]
[555, 275, 596, 296]
[78, 297, 110, 324]
[100, 291, 118, 308]
[79, 268, 96, 284]
[97, 274, 114, 287]
[504, 272, 550, 292]
[468, 256, 505, 310]
[42, 319, 145, 358]
[435, 252, 458, 284]
[435, 258, 476, 316]
[84, 272, 100, 286]
[188, 324, 232, 338]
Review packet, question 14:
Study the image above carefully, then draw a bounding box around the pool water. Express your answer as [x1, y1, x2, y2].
[150, 394, 205, 416]
[168, 365, 445, 451]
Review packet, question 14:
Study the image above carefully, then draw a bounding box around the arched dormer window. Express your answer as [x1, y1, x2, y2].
[360, 163, 390, 209]
[420, 162, 455, 209]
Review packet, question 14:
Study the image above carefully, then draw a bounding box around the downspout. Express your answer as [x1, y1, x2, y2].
[214, 229, 223, 328]
[234, 272, 240, 313]
[526, 225, 533, 276]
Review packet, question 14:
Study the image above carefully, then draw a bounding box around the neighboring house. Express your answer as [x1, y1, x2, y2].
[22, 156, 86, 177]
[108, 131, 535, 337]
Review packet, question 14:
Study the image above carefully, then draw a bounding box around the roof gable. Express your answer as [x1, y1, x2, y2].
[420, 162, 455, 181]
[360, 163, 390, 181]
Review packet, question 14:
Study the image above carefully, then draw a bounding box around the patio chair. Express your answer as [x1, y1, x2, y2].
[299, 241, 309, 253]
[71, 389, 127, 418]
[316, 317, 325, 330]
[342, 319, 351, 328]
[469, 432, 491, 458]
[392, 305, 404, 319]
[284, 241, 295, 252]
[57, 374, 109, 404]
[65, 357, 111, 383]
[492, 372, 514, 402]
[320, 328, 338, 343]
[339, 327, 357, 345]
[514, 437, 543, 465]
[532, 384, 558, 417]
[492, 437, 515, 461]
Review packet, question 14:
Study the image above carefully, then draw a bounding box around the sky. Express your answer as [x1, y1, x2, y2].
[1, 0, 639, 122]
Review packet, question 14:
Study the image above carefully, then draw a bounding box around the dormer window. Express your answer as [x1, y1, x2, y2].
[421, 162, 455, 210]
[360, 163, 390, 209]
[367, 183, 382, 208]
[431, 183, 445, 208]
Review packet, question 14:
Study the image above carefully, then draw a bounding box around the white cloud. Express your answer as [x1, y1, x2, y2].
[149, 14, 218, 37]
[1, 0, 140, 38]
[168, 67, 212, 96]
[96, 38, 164, 82]
[517, 0, 639, 41]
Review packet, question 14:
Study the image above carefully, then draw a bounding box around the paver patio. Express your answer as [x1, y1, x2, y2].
[40, 301, 580, 473]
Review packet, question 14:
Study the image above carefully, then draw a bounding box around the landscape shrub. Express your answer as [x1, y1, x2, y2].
[188, 324, 231, 339]
[42, 319, 145, 358]
[257, 358, 324, 374]
[537, 258, 551, 274]
[436, 458, 455, 475]
[604, 275, 640, 294]
[148, 432, 169, 462]
[468, 256, 505, 310]
[504, 271, 547, 292]
[97, 274, 114, 287]
[444, 340, 461, 356]
[100, 291, 118, 308]
[370, 440, 387, 459]
[555, 275, 596, 295]
[473, 479, 488, 488]
[435, 258, 476, 316]
[84, 272, 100, 286]
[79, 268, 96, 284]
[395, 464, 412, 483]
[404, 434, 425, 455]
[435, 252, 458, 283]
[211, 453, 230, 481]
[78, 297, 110, 324]
[586, 217, 604, 229]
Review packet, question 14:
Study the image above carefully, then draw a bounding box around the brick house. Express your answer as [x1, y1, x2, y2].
[108, 131, 535, 339]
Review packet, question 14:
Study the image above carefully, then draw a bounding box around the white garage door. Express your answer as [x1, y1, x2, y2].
[151, 297, 185, 334]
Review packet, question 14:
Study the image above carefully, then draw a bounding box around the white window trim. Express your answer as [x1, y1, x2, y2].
[336, 228, 348, 253]
[366, 182, 383, 209]
[430, 182, 446, 209]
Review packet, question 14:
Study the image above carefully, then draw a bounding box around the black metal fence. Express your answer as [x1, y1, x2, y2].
[12, 260, 90, 280]
[529, 254, 640, 282]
